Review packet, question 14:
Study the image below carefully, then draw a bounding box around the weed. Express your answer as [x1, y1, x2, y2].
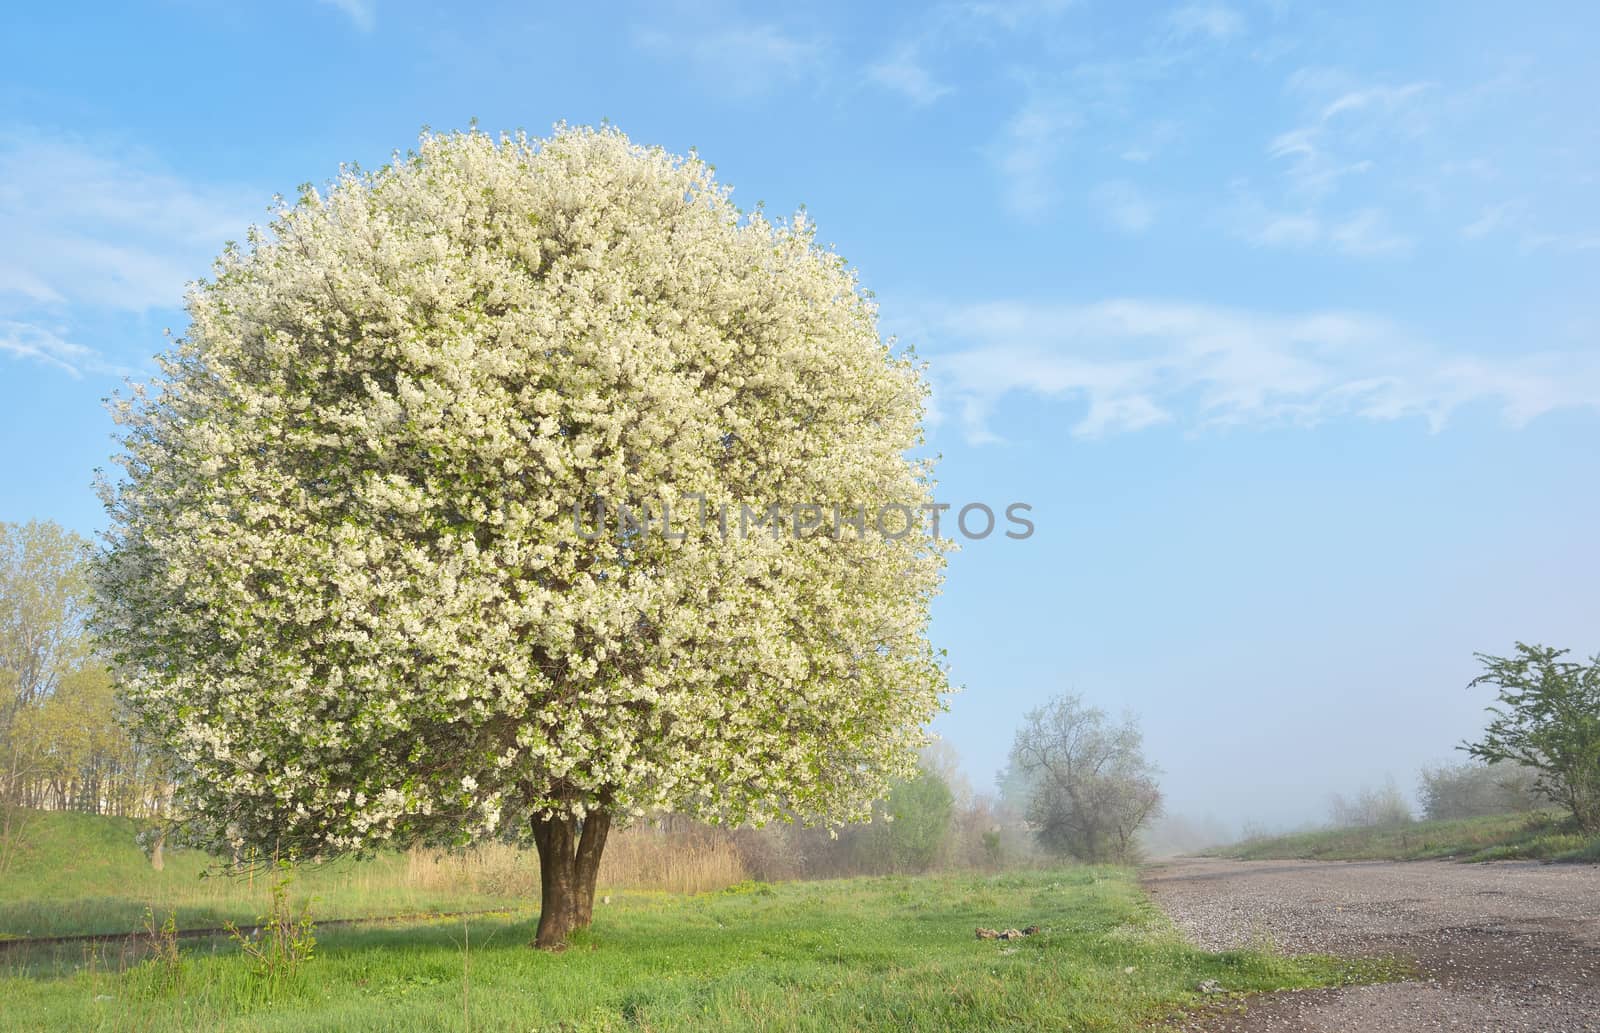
[133, 906, 184, 997]
[223, 863, 316, 997]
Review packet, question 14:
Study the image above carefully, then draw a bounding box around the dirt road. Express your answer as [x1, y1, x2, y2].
[1144, 857, 1600, 1032]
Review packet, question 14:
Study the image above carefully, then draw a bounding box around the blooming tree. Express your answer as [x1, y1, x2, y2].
[95, 127, 948, 947]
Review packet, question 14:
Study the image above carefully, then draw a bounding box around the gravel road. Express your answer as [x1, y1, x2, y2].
[1143, 857, 1600, 1032]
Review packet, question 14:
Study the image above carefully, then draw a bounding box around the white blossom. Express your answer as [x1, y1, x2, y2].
[94, 126, 948, 858]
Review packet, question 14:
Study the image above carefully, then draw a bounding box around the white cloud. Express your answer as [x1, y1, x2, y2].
[1118, 120, 1181, 164]
[1267, 127, 1376, 202]
[1319, 82, 1431, 121]
[866, 0, 1078, 108]
[920, 298, 1598, 442]
[0, 128, 256, 312]
[1251, 210, 1321, 247]
[868, 44, 953, 105]
[1327, 208, 1413, 256]
[962, 0, 1078, 30]
[1521, 231, 1600, 253]
[1092, 180, 1155, 233]
[317, 0, 376, 32]
[1233, 71, 1442, 257]
[977, 0, 1256, 218]
[994, 97, 1078, 215]
[1460, 200, 1524, 240]
[632, 22, 824, 97]
[1167, 3, 1244, 41]
[1228, 189, 1412, 258]
[1457, 201, 1600, 252]
[1266, 79, 1428, 199]
[0, 320, 129, 378]
[0, 127, 257, 377]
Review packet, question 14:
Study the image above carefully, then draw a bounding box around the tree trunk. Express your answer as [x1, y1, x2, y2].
[572, 809, 611, 929]
[149, 824, 166, 871]
[150, 783, 173, 869]
[530, 814, 577, 949]
[530, 807, 611, 949]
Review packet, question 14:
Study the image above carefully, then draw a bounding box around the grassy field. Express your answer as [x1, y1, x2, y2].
[0, 864, 1396, 1032]
[0, 809, 756, 941]
[0, 810, 533, 940]
[1213, 810, 1600, 864]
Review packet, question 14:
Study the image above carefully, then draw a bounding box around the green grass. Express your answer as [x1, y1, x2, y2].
[0, 867, 1397, 1032]
[0, 810, 525, 939]
[1212, 810, 1600, 863]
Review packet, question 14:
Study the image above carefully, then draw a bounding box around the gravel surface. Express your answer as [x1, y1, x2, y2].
[1144, 857, 1600, 1032]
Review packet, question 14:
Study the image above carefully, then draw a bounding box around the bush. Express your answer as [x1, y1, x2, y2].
[225, 864, 316, 997]
[1418, 760, 1548, 820]
[1465, 644, 1600, 833]
[1328, 780, 1412, 828]
[854, 770, 955, 874]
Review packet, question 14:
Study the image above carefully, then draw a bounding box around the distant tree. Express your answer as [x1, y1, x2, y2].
[95, 126, 949, 947]
[1417, 760, 1547, 821]
[862, 768, 954, 873]
[1, 521, 163, 825]
[919, 739, 974, 809]
[1004, 694, 1162, 863]
[1464, 644, 1600, 833]
[1327, 778, 1412, 828]
[994, 753, 1034, 816]
[1, 521, 93, 804]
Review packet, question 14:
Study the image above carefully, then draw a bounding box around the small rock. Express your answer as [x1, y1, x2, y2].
[1197, 979, 1226, 995]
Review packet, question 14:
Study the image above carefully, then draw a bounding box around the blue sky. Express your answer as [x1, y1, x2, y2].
[2, 1, 1596, 829]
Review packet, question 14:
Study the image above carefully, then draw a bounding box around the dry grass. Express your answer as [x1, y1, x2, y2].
[1, 811, 751, 939]
[600, 824, 747, 893]
[398, 823, 749, 899]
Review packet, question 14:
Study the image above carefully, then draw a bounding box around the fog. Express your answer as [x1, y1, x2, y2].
[922, 416, 1599, 842]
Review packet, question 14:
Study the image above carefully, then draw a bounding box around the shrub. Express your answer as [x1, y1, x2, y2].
[1328, 779, 1412, 828]
[225, 864, 317, 995]
[1418, 760, 1548, 820]
[1465, 644, 1600, 833]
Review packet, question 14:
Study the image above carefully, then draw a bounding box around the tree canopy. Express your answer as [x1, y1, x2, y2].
[1, 519, 92, 755]
[1003, 693, 1161, 863]
[1464, 643, 1600, 833]
[95, 126, 948, 945]
[2, 521, 156, 823]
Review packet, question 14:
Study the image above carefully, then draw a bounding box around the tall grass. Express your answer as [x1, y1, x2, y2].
[0, 811, 760, 939]
[600, 824, 748, 893]
[398, 826, 748, 899]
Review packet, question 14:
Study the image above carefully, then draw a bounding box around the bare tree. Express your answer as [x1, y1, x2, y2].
[1327, 778, 1412, 828]
[1004, 694, 1162, 863]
